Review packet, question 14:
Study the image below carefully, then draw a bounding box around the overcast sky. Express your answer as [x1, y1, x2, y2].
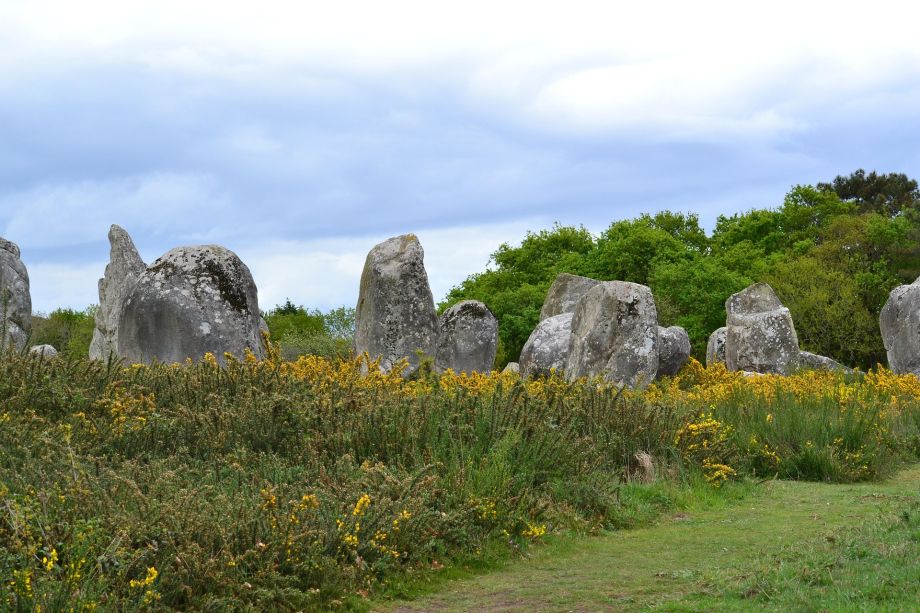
[2, 1, 919, 313]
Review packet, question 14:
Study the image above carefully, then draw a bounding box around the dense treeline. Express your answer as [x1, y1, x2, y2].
[444, 170, 920, 370]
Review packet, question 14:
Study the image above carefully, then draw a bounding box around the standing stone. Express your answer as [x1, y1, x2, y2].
[29, 344, 58, 358]
[565, 281, 659, 388]
[89, 225, 147, 360]
[799, 350, 852, 374]
[539, 273, 601, 321]
[435, 300, 498, 374]
[118, 245, 266, 364]
[880, 277, 920, 375]
[519, 312, 573, 378]
[502, 361, 520, 374]
[0, 237, 31, 351]
[724, 283, 799, 375]
[354, 235, 439, 375]
[657, 325, 691, 378]
[706, 327, 727, 366]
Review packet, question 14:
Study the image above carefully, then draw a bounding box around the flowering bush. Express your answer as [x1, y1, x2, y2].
[0, 349, 917, 609]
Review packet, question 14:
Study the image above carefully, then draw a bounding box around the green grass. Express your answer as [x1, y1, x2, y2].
[378, 464, 920, 612]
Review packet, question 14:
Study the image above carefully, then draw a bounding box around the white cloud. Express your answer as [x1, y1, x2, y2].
[27, 261, 104, 315]
[3, 1, 919, 141]
[1, 173, 229, 250]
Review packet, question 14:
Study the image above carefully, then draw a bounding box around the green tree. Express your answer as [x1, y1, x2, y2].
[818, 169, 920, 217]
[263, 302, 353, 360]
[650, 257, 751, 359]
[582, 213, 703, 284]
[764, 257, 883, 368]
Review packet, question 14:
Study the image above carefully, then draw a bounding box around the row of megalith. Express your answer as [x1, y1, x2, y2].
[3, 228, 920, 386]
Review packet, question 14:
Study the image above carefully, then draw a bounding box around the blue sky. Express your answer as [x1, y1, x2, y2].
[2, 1, 920, 313]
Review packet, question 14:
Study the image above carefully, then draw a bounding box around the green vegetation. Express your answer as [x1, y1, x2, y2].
[31, 307, 96, 357]
[1, 348, 919, 611]
[445, 170, 920, 369]
[262, 299, 356, 360]
[381, 465, 920, 612]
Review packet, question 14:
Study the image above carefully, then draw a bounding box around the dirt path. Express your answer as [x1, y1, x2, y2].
[376, 465, 920, 612]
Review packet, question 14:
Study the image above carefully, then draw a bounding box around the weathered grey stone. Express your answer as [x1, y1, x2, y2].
[89, 225, 147, 360]
[540, 273, 601, 321]
[520, 312, 573, 378]
[118, 245, 266, 364]
[880, 277, 920, 375]
[29, 344, 58, 358]
[565, 281, 659, 388]
[724, 283, 799, 375]
[706, 327, 727, 366]
[435, 300, 498, 374]
[798, 350, 853, 374]
[502, 361, 520, 374]
[657, 325, 691, 378]
[354, 235, 439, 375]
[0, 237, 31, 351]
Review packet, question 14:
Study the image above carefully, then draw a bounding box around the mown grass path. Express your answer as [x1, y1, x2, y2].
[378, 465, 920, 612]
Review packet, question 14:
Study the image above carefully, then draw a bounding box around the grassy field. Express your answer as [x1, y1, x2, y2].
[1, 348, 919, 611]
[380, 465, 920, 612]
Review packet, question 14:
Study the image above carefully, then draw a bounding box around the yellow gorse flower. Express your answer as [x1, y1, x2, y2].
[129, 566, 158, 589]
[42, 548, 58, 572]
[521, 522, 547, 538]
[352, 494, 371, 516]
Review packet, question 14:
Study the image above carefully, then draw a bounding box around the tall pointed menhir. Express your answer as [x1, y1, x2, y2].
[89, 225, 147, 360]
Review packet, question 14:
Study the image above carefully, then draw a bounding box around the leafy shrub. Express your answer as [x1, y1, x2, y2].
[263, 301, 355, 360]
[30, 307, 96, 357]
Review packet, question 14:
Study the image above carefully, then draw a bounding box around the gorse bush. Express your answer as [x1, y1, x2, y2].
[648, 360, 920, 482]
[1, 350, 918, 610]
[0, 350, 680, 611]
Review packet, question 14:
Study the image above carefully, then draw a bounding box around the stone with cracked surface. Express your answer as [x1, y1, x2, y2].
[118, 245, 265, 364]
[540, 273, 601, 321]
[354, 234, 439, 376]
[435, 300, 498, 374]
[798, 350, 852, 374]
[724, 283, 799, 375]
[880, 276, 920, 375]
[706, 327, 727, 366]
[565, 281, 659, 388]
[657, 325, 691, 378]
